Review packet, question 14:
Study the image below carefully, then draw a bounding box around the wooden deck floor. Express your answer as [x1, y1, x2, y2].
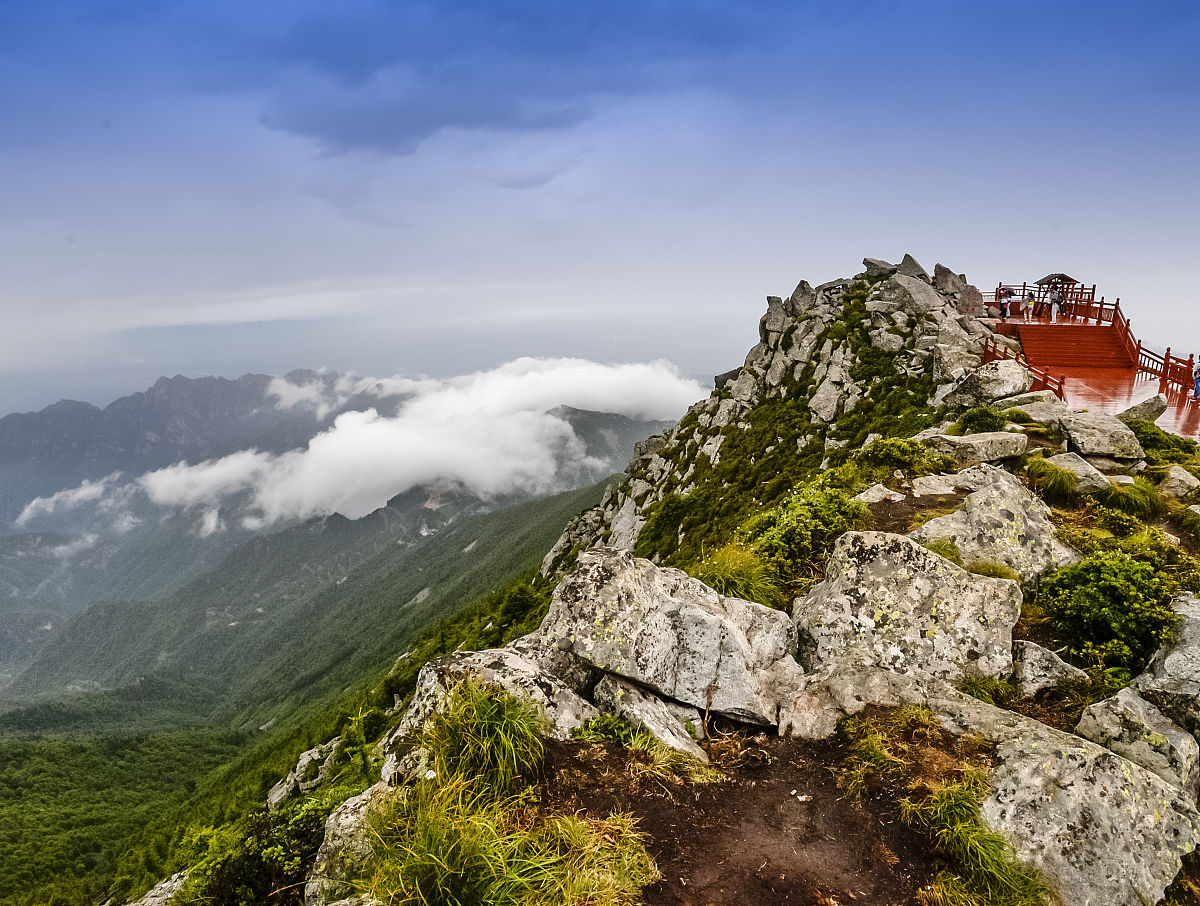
[1057, 366, 1199, 439]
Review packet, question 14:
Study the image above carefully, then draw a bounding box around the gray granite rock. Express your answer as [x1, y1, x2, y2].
[944, 360, 1036, 409]
[931, 690, 1200, 906]
[1061, 411, 1146, 460]
[1012, 640, 1088, 697]
[592, 674, 708, 761]
[926, 431, 1027, 466]
[794, 532, 1020, 682]
[539, 548, 805, 725]
[909, 464, 1078, 579]
[1160, 465, 1200, 500]
[1117, 394, 1169, 424]
[1044, 452, 1112, 495]
[1076, 687, 1200, 796]
[305, 782, 392, 906]
[1134, 594, 1200, 737]
[854, 482, 905, 504]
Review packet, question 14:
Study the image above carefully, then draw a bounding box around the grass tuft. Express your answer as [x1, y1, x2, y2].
[1098, 477, 1162, 518]
[1024, 459, 1078, 504]
[957, 676, 1018, 708]
[965, 561, 1020, 582]
[419, 676, 546, 797]
[689, 543, 785, 608]
[920, 537, 964, 567]
[837, 718, 907, 796]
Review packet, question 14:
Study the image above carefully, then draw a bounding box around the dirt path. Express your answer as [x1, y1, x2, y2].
[541, 736, 936, 906]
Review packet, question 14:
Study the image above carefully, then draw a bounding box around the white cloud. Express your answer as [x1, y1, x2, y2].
[17, 474, 122, 525]
[16, 357, 704, 532]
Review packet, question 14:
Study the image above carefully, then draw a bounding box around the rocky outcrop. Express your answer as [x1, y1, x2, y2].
[1011, 640, 1088, 697]
[539, 548, 804, 725]
[931, 690, 1200, 906]
[1044, 452, 1112, 495]
[1118, 394, 1169, 424]
[925, 431, 1027, 466]
[793, 532, 1020, 682]
[1134, 594, 1200, 737]
[908, 464, 1078, 579]
[1076, 688, 1200, 796]
[1160, 465, 1200, 500]
[592, 674, 707, 760]
[1060, 410, 1146, 460]
[268, 738, 340, 811]
[131, 872, 188, 906]
[943, 360, 1035, 410]
[305, 782, 392, 906]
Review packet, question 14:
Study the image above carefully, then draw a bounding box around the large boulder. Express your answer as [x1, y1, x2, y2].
[1076, 688, 1200, 796]
[539, 548, 805, 725]
[862, 256, 897, 279]
[925, 431, 1027, 466]
[1011, 640, 1088, 698]
[1060, 411, 1146, 460]
[869, 274, 944, 316]
[793, 532, 1021, 682]
[1134, 594, 1200, 737]
[895, 252, 930, 281]
[933, 262, 967, 295]
[305, 783, 392, 906]
[1117, 394, 1169, 424]
[592, 674, 708, 761]
[1160, 465, 1200, 500]
[931, 690, 1200, 906]
[909, 464, 1078, 579]
[943, 359, 1035, 409]
[1044, 452, 1112, 495]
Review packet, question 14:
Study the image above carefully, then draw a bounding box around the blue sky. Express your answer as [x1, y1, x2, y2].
[1, 0, 1198, 413]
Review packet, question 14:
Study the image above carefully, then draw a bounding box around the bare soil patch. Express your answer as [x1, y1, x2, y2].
[867, 493, 961, 535]
[540, 733, 939, 906]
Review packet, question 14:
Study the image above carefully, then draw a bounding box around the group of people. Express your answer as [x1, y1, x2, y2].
[995, 287, 1066, 322]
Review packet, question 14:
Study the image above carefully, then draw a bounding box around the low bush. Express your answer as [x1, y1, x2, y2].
[1024, 459, 1078, 504]
[1038, 549, 1179, 671]
[1090, 503, 1142, 538]
[950, 407, 1008, 436]
[689, 543, 785, 608]
[850, 437, 953, 482]
[744, 483, 871, 593]
[1181, 507, 1200, 540]
[1126, 419, 1198, 467]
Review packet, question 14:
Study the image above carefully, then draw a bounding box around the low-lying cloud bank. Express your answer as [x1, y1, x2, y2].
[19, 357, 703, 533]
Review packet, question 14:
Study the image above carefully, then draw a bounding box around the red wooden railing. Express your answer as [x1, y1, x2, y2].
[993, 282, 1196, 400]
[981, 337, 1066, 400]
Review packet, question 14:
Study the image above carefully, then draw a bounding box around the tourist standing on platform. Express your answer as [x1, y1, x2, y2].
[1023, 292, 1035, 322]
[1193, 358, 1200, 400]
[1049, 289, 1063, 322]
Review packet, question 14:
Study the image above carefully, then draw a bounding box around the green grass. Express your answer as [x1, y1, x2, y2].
[919, 537, 964, 567]
[688, 543, 785, 608]
[837, 718, 907, 796]
[946, 408, 1008, 436]
[964, 561, 1021, 582]
[574, 716, 719, 784]
[957, 676, 1018, 708]
[1098, 477, 1162, 518]
[900, 767, 1048, 906]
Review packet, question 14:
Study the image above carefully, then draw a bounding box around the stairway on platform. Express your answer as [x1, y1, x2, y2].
[1017, 324, 1135, 368]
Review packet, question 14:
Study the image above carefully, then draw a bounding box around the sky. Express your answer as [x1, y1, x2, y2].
[1, 0, 1198, 415]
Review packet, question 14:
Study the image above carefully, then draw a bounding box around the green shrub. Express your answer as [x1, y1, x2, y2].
[420, 678, 546, 797]
[1024, 459, 1078, 504]
[1099, 477, 1163, 518]
[744, 484, 871, 592]
[1181, 507, 1200, 540]
[900, 766, 1048, 906]
[1090, 504, 1142, 538]
[689, 543, 785, 607]
[1038, 549, 1179, 670]
[573, 714, 640, 747]
[851, 437, 953, 482]
[1001, 408, 1032, 423]
[952, 407, 1008, 436]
